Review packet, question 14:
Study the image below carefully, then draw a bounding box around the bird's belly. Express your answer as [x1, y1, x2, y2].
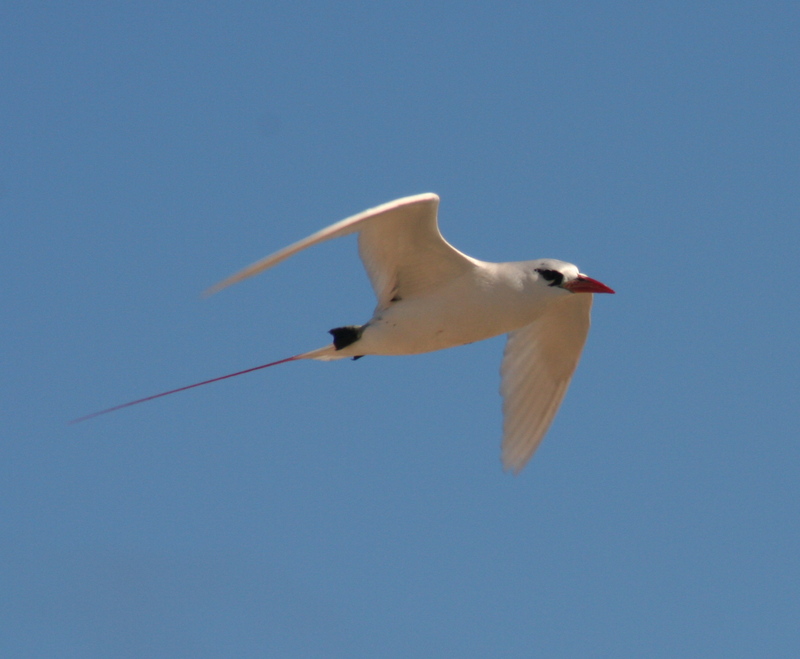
[353, 289, 539, 356]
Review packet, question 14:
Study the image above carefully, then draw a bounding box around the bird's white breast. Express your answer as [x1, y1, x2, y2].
[347, 261, 559, 356]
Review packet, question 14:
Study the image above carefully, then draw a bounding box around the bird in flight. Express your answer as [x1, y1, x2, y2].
[74, 193, 614, 473]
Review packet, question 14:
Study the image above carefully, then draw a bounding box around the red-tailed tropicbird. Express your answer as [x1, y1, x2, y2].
[73, 193, 614, 473]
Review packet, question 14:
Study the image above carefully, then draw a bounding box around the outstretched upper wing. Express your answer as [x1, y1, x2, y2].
[499, 294, 593, 474]
[206, 193, 476, 308]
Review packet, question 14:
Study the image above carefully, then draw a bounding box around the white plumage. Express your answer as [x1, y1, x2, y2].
[208, 193, 614, 473]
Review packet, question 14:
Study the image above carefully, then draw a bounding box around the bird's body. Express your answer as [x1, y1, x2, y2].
[207, 193, 614, 472]
[73, 193, 612, 474]
[326, 260, 570, 358]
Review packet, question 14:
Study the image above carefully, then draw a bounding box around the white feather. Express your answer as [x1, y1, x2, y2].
[207, 194, 611, 474]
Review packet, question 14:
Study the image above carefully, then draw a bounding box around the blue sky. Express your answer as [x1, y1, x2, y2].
[3, 2, 799, 657]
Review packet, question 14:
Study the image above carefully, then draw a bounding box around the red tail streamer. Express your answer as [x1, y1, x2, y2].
[70, 355, 301, 424]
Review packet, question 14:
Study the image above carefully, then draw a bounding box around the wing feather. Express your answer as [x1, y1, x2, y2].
[500, 294, 593, 473]
[205, 193, 475, 306]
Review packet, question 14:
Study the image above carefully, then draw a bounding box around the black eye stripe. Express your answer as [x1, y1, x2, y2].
[535, 268, 564, 286]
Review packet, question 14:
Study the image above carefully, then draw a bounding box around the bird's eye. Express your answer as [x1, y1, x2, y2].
[535, 269, 564, 286]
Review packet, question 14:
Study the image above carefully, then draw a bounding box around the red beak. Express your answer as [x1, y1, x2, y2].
[562, 275, 615, 294]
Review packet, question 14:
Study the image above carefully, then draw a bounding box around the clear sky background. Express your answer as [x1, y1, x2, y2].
[3, 2, 799, 657]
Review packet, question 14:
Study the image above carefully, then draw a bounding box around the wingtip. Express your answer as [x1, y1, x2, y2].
[501, 457, 526, 476]
[203, 269, 256, 297]
[202, 282, 225, 298]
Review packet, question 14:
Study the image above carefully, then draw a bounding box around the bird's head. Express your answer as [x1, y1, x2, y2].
[532, 259, 615, 295]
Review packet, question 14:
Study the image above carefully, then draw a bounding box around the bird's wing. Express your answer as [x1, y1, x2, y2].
[205, 193, 476, 307]
[499, 294, 593, 473]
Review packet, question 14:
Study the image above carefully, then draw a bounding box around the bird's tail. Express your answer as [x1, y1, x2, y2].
[294, 343, 345, 362]
[70, 342, 347, 423]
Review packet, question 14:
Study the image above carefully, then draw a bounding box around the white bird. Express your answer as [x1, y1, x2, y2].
[74, 193, 613, 473]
